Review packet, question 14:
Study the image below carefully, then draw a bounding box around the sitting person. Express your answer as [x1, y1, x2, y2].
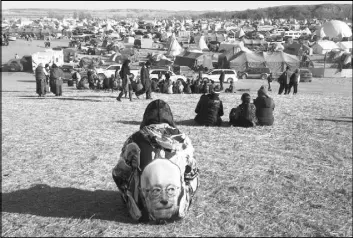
[112, 99, 199, 223]
[194, 89, 224, 126]
[225, 80, 235, 93]
[229, 93, 257, 127]
[253, 86, 275, 126]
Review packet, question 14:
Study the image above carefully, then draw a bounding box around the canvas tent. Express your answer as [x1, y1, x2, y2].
[229, 51, 266, 72]
[321, 20, 352, 39]
[198, 36, 209, 51]
[229, 51, 300, 73]
[312, 40, 340, 54]
[263, 51, 300, 73]
[166, 37, 184, 57]
[336, 41, 352, 52]
[174, 52, 213, 69]
[217, 47, 251, 69]
[219, 40, 244, 52]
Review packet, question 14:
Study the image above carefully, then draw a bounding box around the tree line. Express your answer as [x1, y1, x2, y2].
[201, 4, 352, 20]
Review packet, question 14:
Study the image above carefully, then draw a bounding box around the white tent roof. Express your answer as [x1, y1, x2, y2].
[322, 20, 352, 39]
[198, 36, 209, 50]
[167, 37, 184, 56]
[336, 41, 352, 50]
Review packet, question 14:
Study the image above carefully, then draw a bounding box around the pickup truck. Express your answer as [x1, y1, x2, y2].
[96, 64, 139, 80]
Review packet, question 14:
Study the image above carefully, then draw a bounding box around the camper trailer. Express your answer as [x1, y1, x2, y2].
[31, 49, 64, 72]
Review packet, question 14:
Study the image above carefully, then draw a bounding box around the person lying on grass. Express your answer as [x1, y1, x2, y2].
[112, 99, 199, 223]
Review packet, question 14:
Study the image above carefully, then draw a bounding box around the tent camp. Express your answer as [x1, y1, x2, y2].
[336, 41, 352, 52]
[321, 20, 352, 39]
[312, 40, 340, 54]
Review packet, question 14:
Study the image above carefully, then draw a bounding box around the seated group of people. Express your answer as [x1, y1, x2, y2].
[152, 77, 235, 95]
[194, 86, 275, 127]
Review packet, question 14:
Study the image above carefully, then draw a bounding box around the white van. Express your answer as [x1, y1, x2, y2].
[283, 31, 303, 39]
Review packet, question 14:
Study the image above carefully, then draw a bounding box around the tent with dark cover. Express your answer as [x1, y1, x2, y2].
[7, 59, 23, 72]
[174, 52, 213, 69]
[79, 57, 101, 68]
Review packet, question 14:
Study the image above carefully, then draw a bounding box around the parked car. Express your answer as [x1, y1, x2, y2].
[60, 65, 81, 83]
[238, 67, 271, 80]
[202, 69, 238, 83]
[149, 69, 187, 83]
[96, 64, 139, 80]
[299, 68, 313, 82]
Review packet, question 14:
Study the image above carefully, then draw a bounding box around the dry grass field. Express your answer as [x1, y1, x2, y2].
[1, 40, 352, 237]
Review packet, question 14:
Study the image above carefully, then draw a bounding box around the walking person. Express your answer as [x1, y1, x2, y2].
[35, 63, 47, 97]
[267, 73, 273, 91]
[288, 68, 300, 95]
[219, 70, 225, 91]
[278, 66, 290, 95]
[136, 61, 152, 99]
[117, 60, 133, 102]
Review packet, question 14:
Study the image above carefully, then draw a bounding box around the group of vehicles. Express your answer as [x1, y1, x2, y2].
[60, 63, 312, 86]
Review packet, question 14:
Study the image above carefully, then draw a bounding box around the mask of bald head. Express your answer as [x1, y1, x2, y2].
[140, 159, 182, 221]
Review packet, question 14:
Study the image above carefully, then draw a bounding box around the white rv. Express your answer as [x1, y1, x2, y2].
[31, 49, 64, 72]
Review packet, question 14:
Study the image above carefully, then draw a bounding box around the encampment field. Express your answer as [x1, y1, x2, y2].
[2, 39, 352, 236]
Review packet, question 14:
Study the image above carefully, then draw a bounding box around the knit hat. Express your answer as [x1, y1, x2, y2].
[241, 93, 251, 102]
[258, 86, 269, 97]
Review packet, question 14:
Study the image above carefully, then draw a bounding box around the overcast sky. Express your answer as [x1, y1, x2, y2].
[2, 1, 352, 12]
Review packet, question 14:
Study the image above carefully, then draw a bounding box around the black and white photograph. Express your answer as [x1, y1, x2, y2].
[1, 1, 352, 236]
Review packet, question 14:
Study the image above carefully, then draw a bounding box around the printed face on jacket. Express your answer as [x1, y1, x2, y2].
[141, 159, 182, 220]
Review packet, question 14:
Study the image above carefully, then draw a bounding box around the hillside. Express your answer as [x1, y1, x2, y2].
[1, 4, 352, 20]
[202, 4, 353, 20]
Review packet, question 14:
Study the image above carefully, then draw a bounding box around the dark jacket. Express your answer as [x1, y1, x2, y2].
[35, 66, 46, 81]
[120, 62, 131, 89]
[140, 65, 151, 88]
[50, 67, 63, 80]
[229, 103, 257, 127]
[254, 96, 275, 126]
[219, 71, 225, 83]
[290, 72, 299, 84]
[279, 71, 290, 85]
[194, 93, 224, 126]
[140, 99, 177, 129]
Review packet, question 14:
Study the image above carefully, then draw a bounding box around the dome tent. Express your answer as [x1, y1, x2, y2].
[322, 20, 352, 39]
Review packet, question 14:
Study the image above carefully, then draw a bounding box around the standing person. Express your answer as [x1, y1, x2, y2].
[117, 60, 133, 102]
[288, 68, 300, 95]
[14, 53, 19, 59]
[278, 66, 290, 95]
[136, 61, 152, 99]
[194, 89, 224, 127]
[229, 93, 257, 127]
[219, 70, 225, 91]
[35, 63, 47, 97]
[49, 64, 64, 96]
[254, 86, 275, 126]
[267, 73, 273, 91]
[185, 79, 192, 94]
[208, 80, 215, 94]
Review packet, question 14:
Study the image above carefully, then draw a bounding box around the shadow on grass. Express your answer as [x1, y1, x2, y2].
[315, 118, 353, 123]
[2, 184, 135, 223]
[17, 80, 36, 83]
[17, 96, 103, 102]
[177, 119, 230, 127]
[116, 120, 141, 125]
